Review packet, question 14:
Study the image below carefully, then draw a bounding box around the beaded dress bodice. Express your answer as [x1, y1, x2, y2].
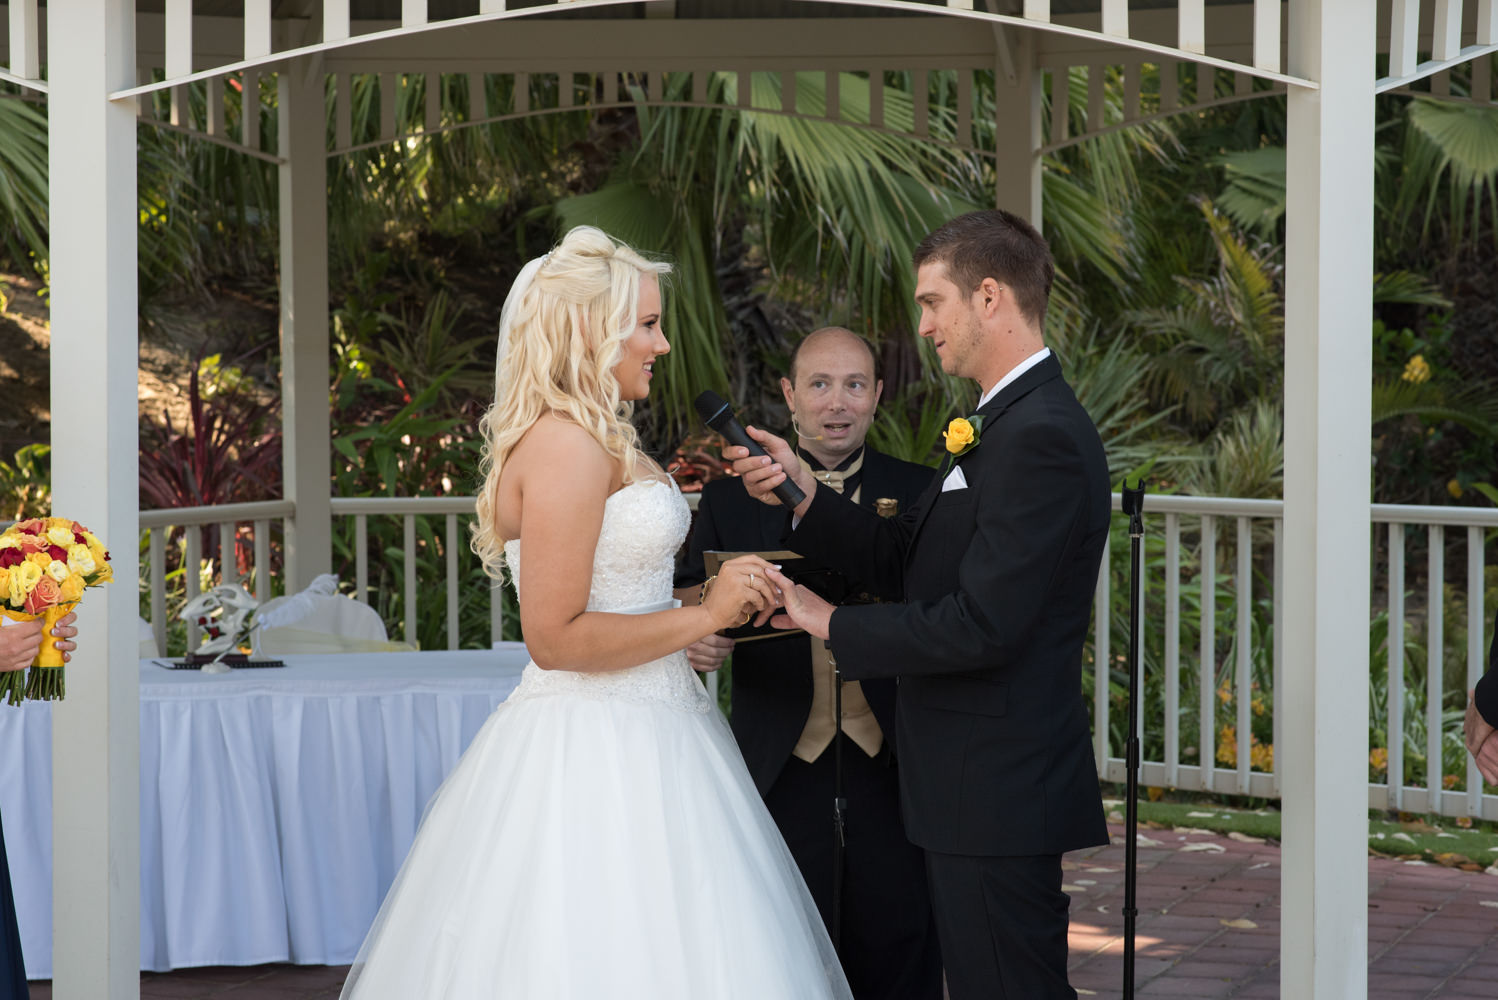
[502, 478, 710, 712]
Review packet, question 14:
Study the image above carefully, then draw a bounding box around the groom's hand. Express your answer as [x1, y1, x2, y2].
[1465, 691, 1498, 785]
[725, 427, 815, 520]
[685, 633, 735, 673]
[763, 567, 833, 640]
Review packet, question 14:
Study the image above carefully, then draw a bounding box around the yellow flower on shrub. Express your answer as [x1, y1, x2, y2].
[1448, 479, 1464, 499]
[1369, 747, 1388, 775]
[1402, 354, 1431, 383]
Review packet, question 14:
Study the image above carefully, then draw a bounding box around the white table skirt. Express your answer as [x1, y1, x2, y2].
[0, 646, 529, 978]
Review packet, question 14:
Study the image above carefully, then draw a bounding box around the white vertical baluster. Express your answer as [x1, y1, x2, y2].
[325, 0, 351, 42]
[1433, 0, 1463, 63]
[1432, 70, 1452, 97]
[185, 528, 202, 653]
[1388, 523, 1405, 810]
[1160, 60, 1179, 112]
[1468, 525, 1485, 808]
[253, 519, 270, 604]
[514, 72, 530, 113]
[868, 70, 883, 128]
[1050, 68, 1069, 145]
[355, 513, 369, 603]
[426, 73, 440, 133]
[1179, 0, 1206, 55]
[1086, 64, 1104, 132]
[1200, 515, 1217, 791]
[447, 515, 460, 651]
[913, 71, 929, 137]
[404, 515, 417, 647]
[1235, 71, 1252, 97]
[648, 68, 663, 104]
[219, 521, 235, 588]
[9, 0, 40, 79]
[1479, 0, 1496, 44]
[737, 70, 752, 109]
[692, 70, 709, 105]
[781, 71, 797, 116]
[826, 70, 840, 122]
[1196, 65, 1214, 105]
[380, 73, 397, 141]
[404, 0, 428, 28]
[1254, 0, 1282, 74]
[1236, 517, 1253, 794]
[560, 71, 575, 109]
[1102, 0, 1128, 38]
[1165, 513, 1181, 787]
[1428, 525, 1445, 811]
[1390, 0, 1421, 80]
[470, 73, 488, 121]
[151, 529, 167, 658]
[207, 76, 224, 137]
[1472, 55, 1492, 104]
[336, 73, 352, 151]
[1023, 0, 1050, 20]
[165, 0, 191, 126]
[1123, 63, 1140, 122]
[480, 0, 507, 12]
[1094, 530, 1111, 775]
[956, 69, 972, 145]
[603, 70, 619, 105]
[245, 0, 271, 59]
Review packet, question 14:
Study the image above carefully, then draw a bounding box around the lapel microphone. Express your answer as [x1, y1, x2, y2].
[694, 390, 808, 508]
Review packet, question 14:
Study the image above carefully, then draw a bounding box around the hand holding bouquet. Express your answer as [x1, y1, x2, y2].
[0, 517, 112, 703]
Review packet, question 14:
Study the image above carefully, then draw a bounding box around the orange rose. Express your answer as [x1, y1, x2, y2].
[24, 575, 61, 615]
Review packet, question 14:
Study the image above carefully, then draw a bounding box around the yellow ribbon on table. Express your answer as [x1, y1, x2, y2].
[0, 601, 77, 668]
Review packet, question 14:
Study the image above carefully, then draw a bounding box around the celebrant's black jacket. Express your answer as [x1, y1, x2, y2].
[788, 353, 1111, 857]
[678, 446, 933, 795]
[1470, 607, 1498, 727]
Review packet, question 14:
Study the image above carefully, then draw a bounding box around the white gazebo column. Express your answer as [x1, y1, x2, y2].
[1281, 0, 1374, 996]
[46, 0, 140, 995]
[279, 55, 333, 590]
[991, 27, 1042, 227]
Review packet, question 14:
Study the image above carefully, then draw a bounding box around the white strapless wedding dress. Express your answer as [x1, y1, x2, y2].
[341, 478, 853, 999]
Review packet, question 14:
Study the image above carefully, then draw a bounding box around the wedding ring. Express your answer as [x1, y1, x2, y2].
[738, 610, 754, 626]
[749, 574, 757, 585]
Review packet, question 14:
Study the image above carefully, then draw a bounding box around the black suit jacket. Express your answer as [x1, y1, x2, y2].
[679, 447, 934, 796]
[790, 354, 1111, 857]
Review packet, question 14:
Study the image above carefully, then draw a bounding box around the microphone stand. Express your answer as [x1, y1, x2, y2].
[1120, 479, 1146, 1000]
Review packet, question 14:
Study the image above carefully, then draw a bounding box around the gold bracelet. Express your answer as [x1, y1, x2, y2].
[699, 574, 717, 607]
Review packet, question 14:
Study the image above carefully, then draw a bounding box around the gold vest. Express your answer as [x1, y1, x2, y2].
[792, 451, 883, 763]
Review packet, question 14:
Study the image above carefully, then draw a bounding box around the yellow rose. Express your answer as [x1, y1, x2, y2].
[11, 561, 42, 603]
[0, 567, 10, 604]
[58, 575, 84, 603]
[45, 560, 69, 583]
[46, 526, 75, 547]
[27, 551, 52, 570]
[0, 536, 19, 551]
[943, 417, 975, 455]
[67, 544, 96, 575]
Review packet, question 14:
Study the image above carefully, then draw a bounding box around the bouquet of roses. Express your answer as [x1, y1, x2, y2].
[0, 516, 112, 704]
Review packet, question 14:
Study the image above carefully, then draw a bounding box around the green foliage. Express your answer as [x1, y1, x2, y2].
[0, 443, 51, 520]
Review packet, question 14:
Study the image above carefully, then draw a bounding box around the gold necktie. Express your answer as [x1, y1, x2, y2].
[791, 450, 882, 763]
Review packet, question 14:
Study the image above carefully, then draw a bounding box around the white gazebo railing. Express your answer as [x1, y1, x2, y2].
[141, 491, 1498, 821]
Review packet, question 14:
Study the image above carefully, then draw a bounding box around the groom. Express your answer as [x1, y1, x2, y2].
[732, 210, 1110, 999]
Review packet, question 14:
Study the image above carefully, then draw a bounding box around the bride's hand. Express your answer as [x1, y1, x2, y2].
[702, 556, 780, 632]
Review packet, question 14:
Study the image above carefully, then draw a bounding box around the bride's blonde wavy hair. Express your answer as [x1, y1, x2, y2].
[471, 226, 671, 579]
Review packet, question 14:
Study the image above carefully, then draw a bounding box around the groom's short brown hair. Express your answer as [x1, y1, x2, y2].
[913, 210, 1054, 329]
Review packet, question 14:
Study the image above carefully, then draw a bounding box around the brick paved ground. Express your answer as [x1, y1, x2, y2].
[26, 823, 1498, 998]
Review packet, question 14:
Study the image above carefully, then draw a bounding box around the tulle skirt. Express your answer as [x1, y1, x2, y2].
[341, 674, 853, 999]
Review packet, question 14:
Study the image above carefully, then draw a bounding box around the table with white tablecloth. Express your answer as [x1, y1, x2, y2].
[0, 646, 529, 978]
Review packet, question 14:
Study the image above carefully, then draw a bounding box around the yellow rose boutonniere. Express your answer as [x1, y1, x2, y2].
[941, 414, 984, 472]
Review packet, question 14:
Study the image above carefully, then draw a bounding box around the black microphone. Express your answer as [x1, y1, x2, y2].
[694, 390, 807, 508]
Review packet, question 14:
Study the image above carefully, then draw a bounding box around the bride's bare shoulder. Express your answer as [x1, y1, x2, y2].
[507, 413, 616, 491]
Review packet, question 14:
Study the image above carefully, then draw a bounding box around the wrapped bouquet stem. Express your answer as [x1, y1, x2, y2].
[0, 516, 112, 704]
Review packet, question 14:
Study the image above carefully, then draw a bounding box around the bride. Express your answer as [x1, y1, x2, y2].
[341, 226, 853, 999]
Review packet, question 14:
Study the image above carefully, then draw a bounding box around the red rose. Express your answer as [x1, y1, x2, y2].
[25, 575, 61, 615]
[0, 550, 21, 569]
[47, 545, 66, 562]
[73, 532, 86, 545]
